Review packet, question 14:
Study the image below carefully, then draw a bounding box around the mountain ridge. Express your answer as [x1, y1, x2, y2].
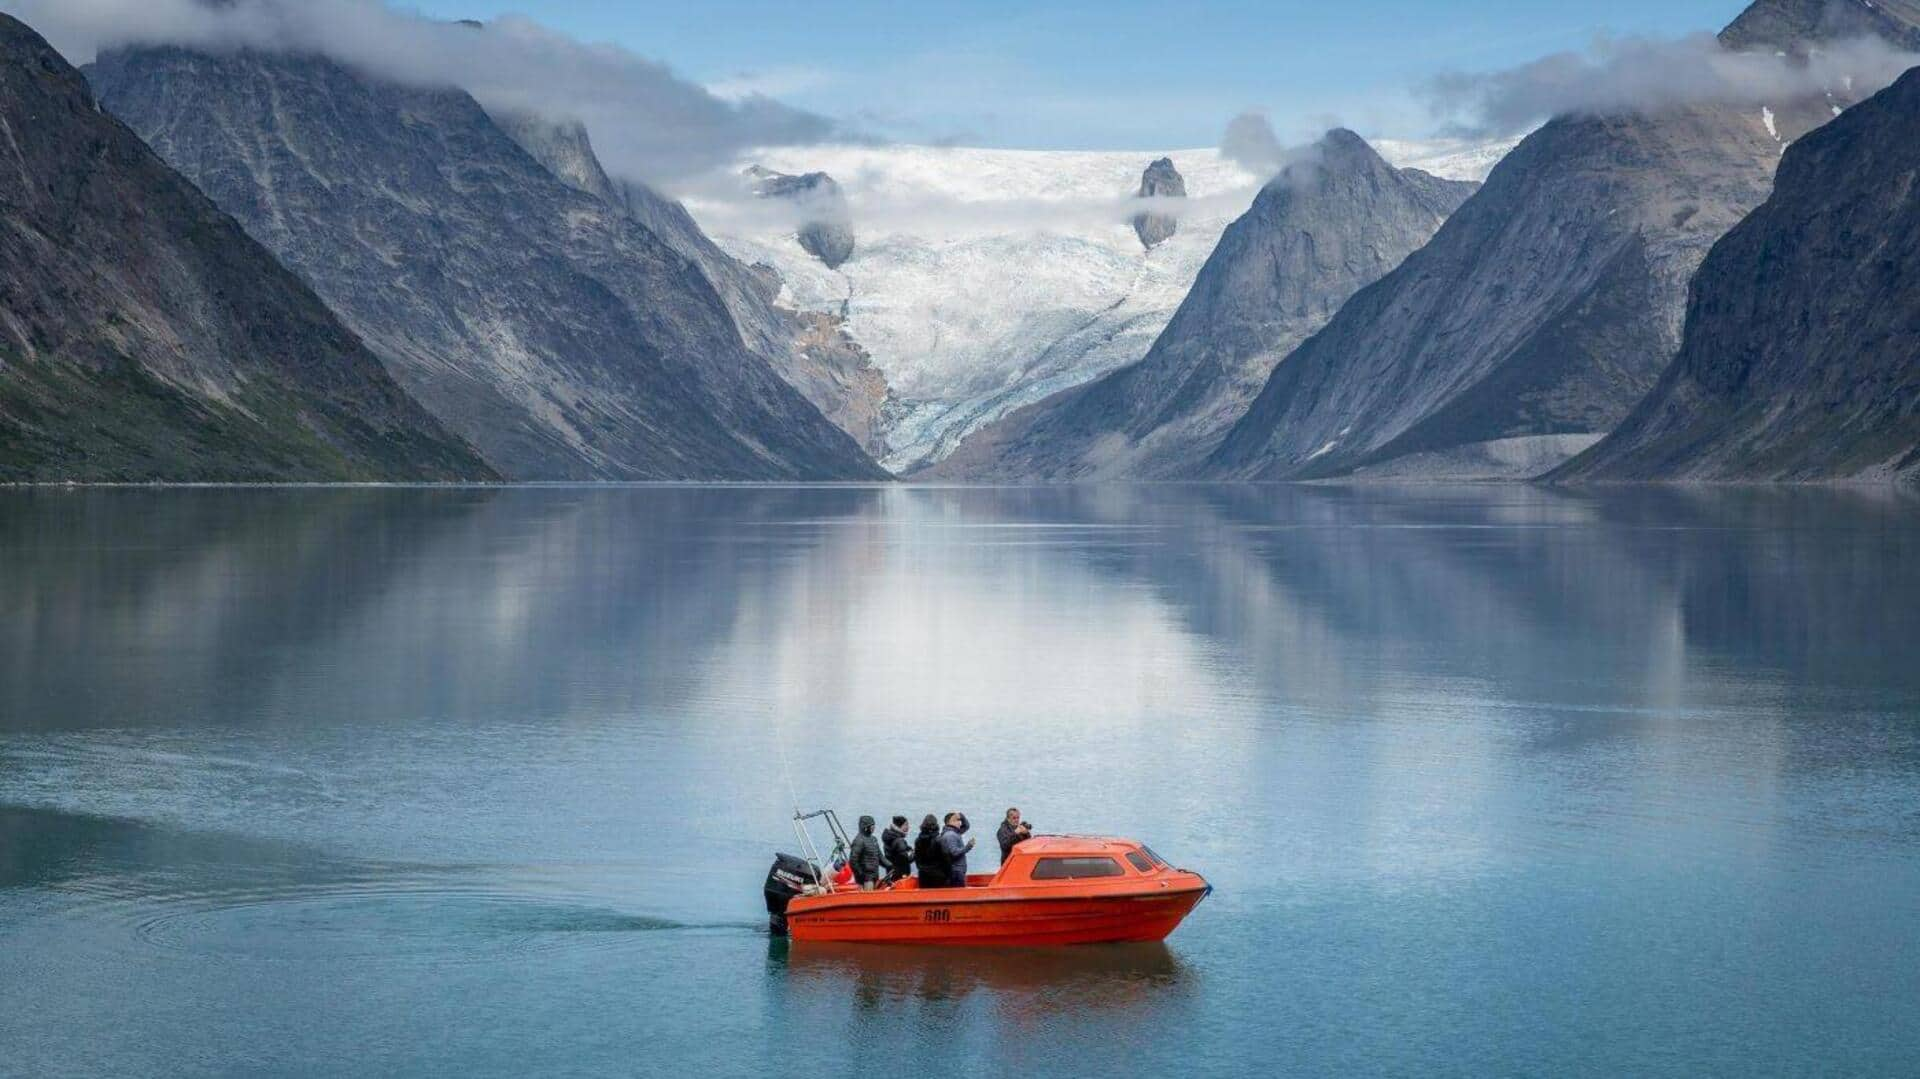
[1552, 63, 1920, 482]
[1205, 0, 1920, 482]
[0, 15, 491, 482]
[491, 112, 890, 458]
[87, 44, 885, 481]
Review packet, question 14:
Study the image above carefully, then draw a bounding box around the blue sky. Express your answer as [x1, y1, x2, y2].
[412, 0, 1755, 147]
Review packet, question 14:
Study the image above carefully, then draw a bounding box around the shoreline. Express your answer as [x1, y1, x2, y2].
[2, 477, 1915, 491]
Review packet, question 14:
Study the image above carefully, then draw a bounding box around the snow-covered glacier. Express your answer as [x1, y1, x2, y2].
[685, 138, 1515, 473]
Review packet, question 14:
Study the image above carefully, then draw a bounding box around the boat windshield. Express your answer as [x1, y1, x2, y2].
[1030, 856, 1126, 880]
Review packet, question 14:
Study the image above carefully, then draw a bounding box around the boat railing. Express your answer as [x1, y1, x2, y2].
[791, 808, 851, 891]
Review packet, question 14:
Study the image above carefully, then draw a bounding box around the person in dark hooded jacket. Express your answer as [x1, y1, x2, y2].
[882, 815, 913, 883]
[912, 814, 946, 887]
[848, 815, 884, 889]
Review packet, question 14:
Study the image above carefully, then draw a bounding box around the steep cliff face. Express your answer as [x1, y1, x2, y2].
[88, 47, 883, 481]
[1209, 0, 1918, 482]
[0, 15, 488, 482]
[1209, 108, 1784, 480]
[488, 111, 628, 206]
[1131, 157, 1186, 249]
[928, 131, 1474, 480]
[494, 113, 890, 459]
[1555, 66, 1920, 482]
[620, 183, 888, 458]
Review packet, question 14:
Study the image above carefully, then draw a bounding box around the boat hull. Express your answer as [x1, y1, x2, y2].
[784, 883, 1209, 946]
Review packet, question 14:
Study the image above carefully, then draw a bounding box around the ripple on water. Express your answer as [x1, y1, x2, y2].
[51, 874, 759, 966]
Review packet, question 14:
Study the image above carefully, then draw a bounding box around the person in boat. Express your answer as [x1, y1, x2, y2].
[996, 807, 1032, 864]
[937, 812, 975, 887]
[913, 814, 947, 887]
[882, 815, 914, 883]
[849, 815, 885, 890]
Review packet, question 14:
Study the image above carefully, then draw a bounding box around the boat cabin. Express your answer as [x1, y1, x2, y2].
[984, 835, 1175, 887]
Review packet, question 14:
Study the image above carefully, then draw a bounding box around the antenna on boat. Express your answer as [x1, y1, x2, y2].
[771, 709, 832, 887]
[773, 711, 803, 817]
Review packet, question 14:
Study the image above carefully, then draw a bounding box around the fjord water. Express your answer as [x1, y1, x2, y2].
[3, 485, 1918, 1076]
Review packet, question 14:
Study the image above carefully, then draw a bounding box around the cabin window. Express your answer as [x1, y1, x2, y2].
[1030, 856, 1125, 880]
[1139, 846, 1167, 867]
[1125, 851, 1155, 873]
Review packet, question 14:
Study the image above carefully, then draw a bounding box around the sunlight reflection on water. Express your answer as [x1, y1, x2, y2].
[2, 484, 1918, 1076]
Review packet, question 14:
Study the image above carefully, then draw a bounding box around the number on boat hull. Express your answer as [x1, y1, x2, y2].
[923, 908, 950, 923]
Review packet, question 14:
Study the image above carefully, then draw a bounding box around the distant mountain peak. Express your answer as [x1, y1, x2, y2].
[745, 165, 855, 268]
[1319, 127, 1372, 154]
[1132, 157, 1186, 249]
[1294, 127, 1393, 179]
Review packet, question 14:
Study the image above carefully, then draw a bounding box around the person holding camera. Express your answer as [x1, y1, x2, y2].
[996, 807, 1033, 864]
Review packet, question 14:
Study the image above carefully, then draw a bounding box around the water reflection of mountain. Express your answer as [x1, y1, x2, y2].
[898, 484, 1920, 874]
[923, 484, 1920, 705]
[7, 482, 1916, 785]
[0, 487, 882, 731]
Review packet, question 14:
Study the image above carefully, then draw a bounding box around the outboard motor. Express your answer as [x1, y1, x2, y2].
[763, 852, 818, 935]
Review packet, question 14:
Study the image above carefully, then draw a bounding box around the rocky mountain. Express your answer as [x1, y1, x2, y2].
[1209, 117, 1750, 477]
[1554, 66, 1920, 482]
[0, 15, 488, 482]
[493, 113, 888, 457]
[1719, 0, 1920, 51]
[926, 131, 1476, 481]
[88, 46, 884, 482]
[1209, 0, 1919, 482]
[488, 111, 626, 206]
[745, 166, 855, 268]
[1131, 157, 1186, 249]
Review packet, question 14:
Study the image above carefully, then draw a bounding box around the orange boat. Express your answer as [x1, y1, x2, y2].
[763, 812, 1210, 947]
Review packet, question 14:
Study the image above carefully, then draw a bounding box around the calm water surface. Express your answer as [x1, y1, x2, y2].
[2, 484, 1918, 1076]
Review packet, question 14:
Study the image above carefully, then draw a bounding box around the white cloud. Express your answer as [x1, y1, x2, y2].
[1427, 32, 1920, 135]
[14, 0, 840, 182]
[706, 65, 836, 103]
